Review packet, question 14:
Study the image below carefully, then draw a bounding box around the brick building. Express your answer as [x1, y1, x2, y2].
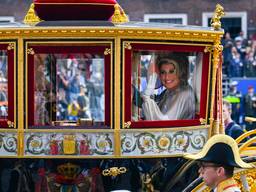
[1, 0, 256, 38]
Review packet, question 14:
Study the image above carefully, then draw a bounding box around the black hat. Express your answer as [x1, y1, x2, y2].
[184, 135, 254, 168]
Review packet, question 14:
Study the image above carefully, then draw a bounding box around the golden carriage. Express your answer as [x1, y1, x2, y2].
[0, 1, 255, 191]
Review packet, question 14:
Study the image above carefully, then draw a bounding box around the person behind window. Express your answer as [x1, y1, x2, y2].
[141, 54, 196, 120]
[77, 84, 91, 119]
[243, 85, 256, 131]
[223, 100, 245, 140]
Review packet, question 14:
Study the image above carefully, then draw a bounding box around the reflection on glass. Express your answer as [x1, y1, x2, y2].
[131, 51, 202, 121]
[34, 53, 105, 126]
[0, 51, 8, 119]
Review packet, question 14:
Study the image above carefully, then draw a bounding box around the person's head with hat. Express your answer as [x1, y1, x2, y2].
[185, 135, 254, 191]
[230, 81, 238, 94]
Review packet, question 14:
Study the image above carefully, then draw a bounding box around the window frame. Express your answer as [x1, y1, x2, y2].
[123, 42, 210, 128]
[0, 43, 15, 128]
[26, 42, 112, 129]
[202, 11, 247, 38]
[0, 16, 15, 23]
[144, 14, 188, 25]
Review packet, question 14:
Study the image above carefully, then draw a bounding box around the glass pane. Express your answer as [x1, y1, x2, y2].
[0, 50, 8, 119]
[131, 51, 203, 121]
[34, 53, 105, 126]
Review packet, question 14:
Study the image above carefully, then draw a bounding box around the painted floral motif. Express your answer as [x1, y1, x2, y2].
[121, 129, 208, 156]
[136, 133, 156, 154]
[25, 132, 114, 156]
[0, 133, 17, 155]
[157, 135, 171, 151]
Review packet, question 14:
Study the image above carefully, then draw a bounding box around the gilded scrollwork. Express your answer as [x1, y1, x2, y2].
[121, 129, 208, 156]
[124, 42, 132, 50]
[7, 43, 15, 50]
[27, 48, 35, 55]
[7, 120, 14, 128]
[26, 134, 44, 155]
[190, 132, 207, 150]
[121, 135, 136, 153]
[25, 132, 114, 156]
[104, 48, 111, 55]
[124, 121, 131, 129]
[2, 134, 17, 153]
[102, 166, 127, 177]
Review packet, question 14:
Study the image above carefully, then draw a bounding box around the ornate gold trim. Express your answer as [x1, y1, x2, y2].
[124, 42, 132, 50]
[104, 48, 111, 55]
[0, 28, 223, 42]
[23, 3, 42, 25]
[211, 4, 225, 30]
[204, 46, 214, 53]
[27, 48, 35, 55]
[102, 166, 127, 177]
[236, 130, 256, 144]
[7, 121, 14, 128]
[123, 121, 131, 129]
[199, 118, 207, 125]
[209, 41, 223, 135]
[7, 43, 15, 50]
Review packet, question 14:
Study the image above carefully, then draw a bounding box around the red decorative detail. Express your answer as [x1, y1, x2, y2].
[80, 140, 91, 155]
[90, 167, 101, 176]
[0, 43, 14, 128]
[50, 140, 59, 155]
[34, 0, 117, 21]
[124, 43, 210, 128]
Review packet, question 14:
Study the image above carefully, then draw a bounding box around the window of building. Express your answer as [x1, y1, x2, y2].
[202, 12, 247, 38]
[144, 14, 188, 25]
[0, 17, 15, 23]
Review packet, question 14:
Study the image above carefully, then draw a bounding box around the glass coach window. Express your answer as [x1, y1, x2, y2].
[27, 43, 111, 128]
[124, 43, 210, 128]
[0, 43, 15, 127]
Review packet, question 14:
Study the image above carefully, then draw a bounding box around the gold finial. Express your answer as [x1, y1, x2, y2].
[111, 4, 129, 24]
[23, 3, 42, 25]
[211, 4, 225, 30]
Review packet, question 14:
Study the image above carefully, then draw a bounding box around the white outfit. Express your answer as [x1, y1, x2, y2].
[142, 85, 195, 120]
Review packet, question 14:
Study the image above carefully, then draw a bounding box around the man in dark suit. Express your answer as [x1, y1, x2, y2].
[223, 100, 244, 140]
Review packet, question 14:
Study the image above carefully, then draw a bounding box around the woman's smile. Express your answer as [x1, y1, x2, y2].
[160, 63, 180, 90]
